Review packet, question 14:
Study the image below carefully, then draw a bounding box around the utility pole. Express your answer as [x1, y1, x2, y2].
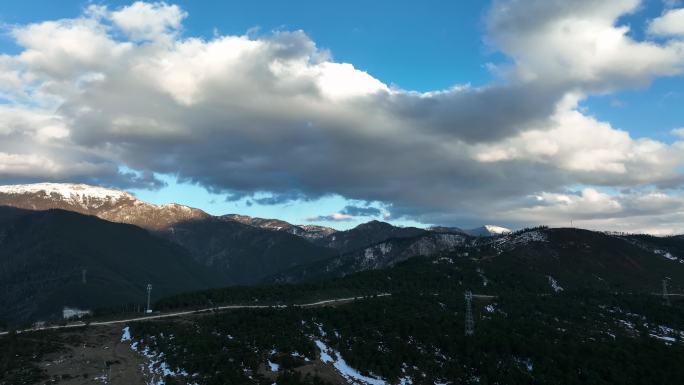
[146, 284, 153, 313]
[464, 291, 474, 336]
[663, 278, 671, 307]
[81, 268, 87, 284]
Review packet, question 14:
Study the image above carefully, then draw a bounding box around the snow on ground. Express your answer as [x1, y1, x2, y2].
[483, 225, 512, 235]
[653, 249, 684, 263]
[649, 334, 676, 344]
[547, 276, 564, 292]
[121, 326, 131, 342]
[315, 339, 387, 385]
[488, 229, 548, 254]
[268, 360, 280, 372]
[121, 327, 197, 385]
[0, 183, 131, 206]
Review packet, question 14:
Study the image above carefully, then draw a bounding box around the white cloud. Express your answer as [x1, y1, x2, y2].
[473, 95, 684, 184]
[488, 0, 684, 91]
[306, 213, 354, 222]
[110, 1, 187, 43]
[649, 8, 684, 37]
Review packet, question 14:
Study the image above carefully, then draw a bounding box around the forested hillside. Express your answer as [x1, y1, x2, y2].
[122, 254, 684, 385]
[0, 208, 223, 326]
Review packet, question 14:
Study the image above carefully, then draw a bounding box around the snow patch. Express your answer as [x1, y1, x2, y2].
[484, 225, 512, 235]
[547, 276, 564, 292]
[315, 339, 387, 385]
[121, 326, 131, 342]
[122, 330, 194, 385]
[268, 360, 280, 372]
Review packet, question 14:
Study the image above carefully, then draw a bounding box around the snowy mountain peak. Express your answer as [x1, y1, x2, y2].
[465, 224, 513, 237]
[483, 224, 512, 235]
[0, 183, 133, 204]
[0, 182, 208, 230]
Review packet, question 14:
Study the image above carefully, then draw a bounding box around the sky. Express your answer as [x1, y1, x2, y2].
[0, 0, 683, 233]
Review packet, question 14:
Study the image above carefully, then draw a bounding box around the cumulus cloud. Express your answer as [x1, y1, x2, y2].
[110, 1, 187, 42]
[1, 1, 684, 233]
[487, 0, 684, 91]
[649, 7, 684, 37]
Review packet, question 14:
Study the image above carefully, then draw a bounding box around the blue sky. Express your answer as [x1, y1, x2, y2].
[1, 1, 684, 232]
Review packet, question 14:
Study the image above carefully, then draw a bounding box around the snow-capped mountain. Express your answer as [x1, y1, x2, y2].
[466, 224, 512, 237]
[0, 183, 208, 230]
[0, 182, 334, 286]
[221, 214, 337, 239]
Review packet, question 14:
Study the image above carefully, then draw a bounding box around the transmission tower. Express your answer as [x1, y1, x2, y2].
[145, 284, 153, 313]
[81, 268, 87, 284]
[464, 291, 474, 336]
[663, 278, 671, 307]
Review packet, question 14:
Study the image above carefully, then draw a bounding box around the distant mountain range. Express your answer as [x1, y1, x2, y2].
[0, 183, 338, 281]
[16, 182, 684, 327]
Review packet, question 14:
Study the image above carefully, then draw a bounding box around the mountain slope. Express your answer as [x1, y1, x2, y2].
[466, 224, 512, 236]
[221, 214, 336, 239]
[0, 207, 222, 326]
[274, 232, 469, 282]
[126, 252, 684, 385]
[312, 220, 428, 253]
[273, 227, 684, 293]
[0, 183, 208, 230]
[0, 183, 336, 285]
[166, 218, 336, 284]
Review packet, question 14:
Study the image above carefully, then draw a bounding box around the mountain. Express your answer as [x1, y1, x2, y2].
[0, 183, 208, 231]
[466, 224, 512, 236]
[274, 227, 684, 293]
[428, 225, 468, 234]
[221, 214, 336, 239]
[274, 231, 469, 282]
[312, 220, 428, 253]
[165, 217, 336, 284]
[0, 183, 335, 285]
[0, 207, 222, 326]
[109, 233, 684, 385]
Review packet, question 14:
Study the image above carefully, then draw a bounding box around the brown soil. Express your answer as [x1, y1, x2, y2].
[34, 325, 146, 385]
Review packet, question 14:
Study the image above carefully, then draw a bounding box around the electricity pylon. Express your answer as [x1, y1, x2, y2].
[465, 291, 474, 336]
[146, 284, 153, 313]
[663, 278, 671, 307]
